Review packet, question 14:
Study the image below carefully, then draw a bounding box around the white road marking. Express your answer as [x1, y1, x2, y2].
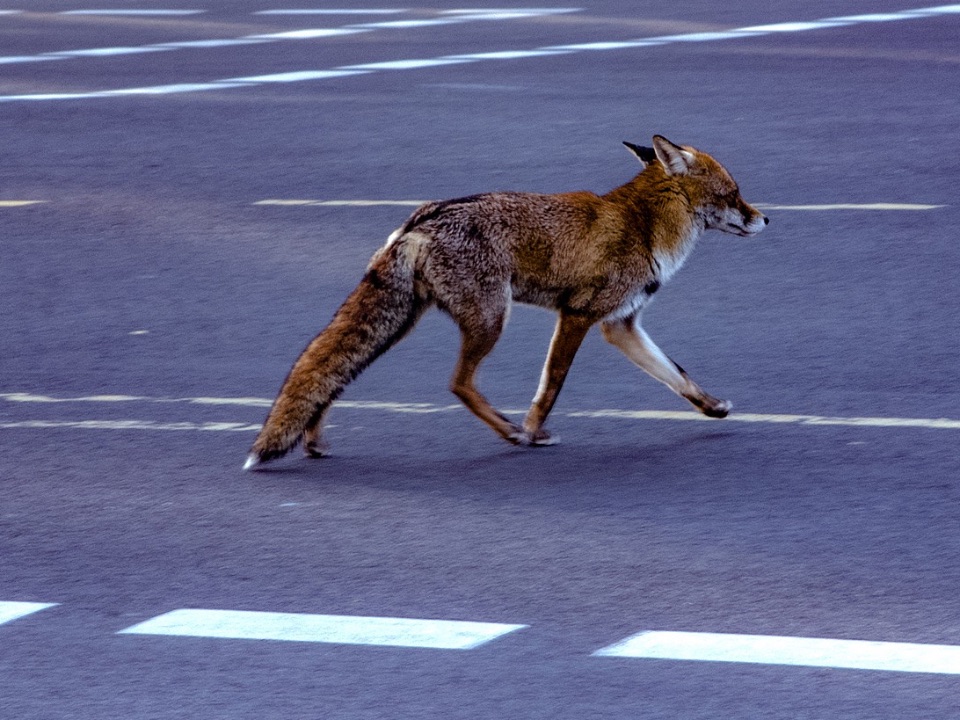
[59, 9, 206, 15]
[594, 630, 960, 674]
[256, 199, 948, 210]
[118, 608, 527, 649]
[0, 8, 577, 68]
[755, 203, 946, 211]
[3, 4, 959, 101]
[0, 200, 46, 207]
[222, 69, 368, 85]
[3, 393, 960, 432]
[255, 199, 427, 206]
[254, 9, 408, 16]
[565, 409, 960, 430]
[0, 601, 58, 625]
[0, 420, 262, 431]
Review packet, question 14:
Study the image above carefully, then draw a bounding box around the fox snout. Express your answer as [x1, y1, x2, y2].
[741, 205, 769, 235]
[720, 202, 768, 237]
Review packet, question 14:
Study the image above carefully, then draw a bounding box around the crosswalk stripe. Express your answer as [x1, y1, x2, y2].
[593, 630, 960, 674]
[0, 601, 58, 625]
[118, 609, 527, 649]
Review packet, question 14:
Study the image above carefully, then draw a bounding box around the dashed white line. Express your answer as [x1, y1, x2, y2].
[594, 630, 960, 675]
[0, 601, 58, 625]
[118, 609, 527, 649]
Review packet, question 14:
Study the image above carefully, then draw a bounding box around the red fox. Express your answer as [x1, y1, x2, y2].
[244, 136, 767, 470]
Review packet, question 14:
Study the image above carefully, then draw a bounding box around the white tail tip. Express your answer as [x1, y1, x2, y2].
[242, 453, 261, 472]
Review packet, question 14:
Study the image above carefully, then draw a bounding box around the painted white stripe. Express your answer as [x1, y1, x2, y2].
[446, 48, 571, 61]
[119, 609, 527, 649]
[248, 28, 364, 40]
[339, 57, 473, 72]
[0, 420, 262, 431]
[566, 409, 960, 430]
[254, 199, 427, 206]
[0, 200, 46, 207]
[441, 8, 579, 14]
[254, 9, 408, 15]
[0, 8, 576, 74]
[594, 630, 960, 674]
[0, 10, 23, 15]
[256, 200, 947, 211]
[6, 4, 959, 101]
[755, 203, 946, 211]
[60, 9, 205, 15]
[4, 393, 960, 432]
[222, 70, 369, 84]
[46, 45, 173, 58]
[0, 601, 58, 625]
[154, 38, 268, 49]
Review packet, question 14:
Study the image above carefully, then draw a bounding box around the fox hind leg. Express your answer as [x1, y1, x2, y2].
[446, 288, 527, 444]
[302, 405, 332, 458]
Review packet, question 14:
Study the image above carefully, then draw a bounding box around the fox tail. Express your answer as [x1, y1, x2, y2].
[243, 237, 427, 470]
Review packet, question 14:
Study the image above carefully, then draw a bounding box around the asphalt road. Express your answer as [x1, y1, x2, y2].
[3, 2, 960, 718]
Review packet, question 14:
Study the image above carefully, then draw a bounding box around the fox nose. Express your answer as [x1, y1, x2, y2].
[763, 216, 770, 225]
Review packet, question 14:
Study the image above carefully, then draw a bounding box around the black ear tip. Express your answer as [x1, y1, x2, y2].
[624, 141, 657, 163]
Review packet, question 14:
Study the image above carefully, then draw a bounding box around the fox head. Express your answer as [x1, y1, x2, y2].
[625, 135, 768, 237]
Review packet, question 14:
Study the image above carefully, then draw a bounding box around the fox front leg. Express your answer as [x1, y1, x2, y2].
[600, 316, 731, 418]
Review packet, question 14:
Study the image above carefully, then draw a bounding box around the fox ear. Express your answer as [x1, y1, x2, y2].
[652, 135, 696, 176]
[622, 141, 657, 165]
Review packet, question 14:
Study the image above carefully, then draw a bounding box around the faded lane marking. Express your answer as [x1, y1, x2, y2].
[3, 393, 960, 432]
[755, 203, 946, 211]
[0, 200, 46, 207]
[257, 200, 949, 210]
[2, 4, 958, 101]
[0, 420, 263, 432]
[0, 8, 579, 67]
[59, 9, 206, 15]
[254, 199, 427, 207]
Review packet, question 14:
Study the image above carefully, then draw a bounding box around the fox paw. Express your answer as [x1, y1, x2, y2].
[528, 428, 559, 446]
[701, 399, 732, 419]
[507, 428, 558, 446]
[303, 439, 330, 459]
